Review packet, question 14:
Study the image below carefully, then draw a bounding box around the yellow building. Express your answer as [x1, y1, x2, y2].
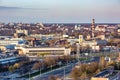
[79, 35, 83, 44]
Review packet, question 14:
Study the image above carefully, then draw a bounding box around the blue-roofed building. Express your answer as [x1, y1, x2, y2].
[96, 40, 108, 45]
[0, 38, 26, 46]
[5, 45, 15, 50]
[0, 38, 26, 50]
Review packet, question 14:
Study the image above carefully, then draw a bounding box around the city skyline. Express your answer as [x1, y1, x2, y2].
[0, 0, 120, 23]
[0, 1, 120, 79]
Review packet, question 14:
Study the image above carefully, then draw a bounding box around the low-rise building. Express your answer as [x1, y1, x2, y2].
[82, 41, 97, 47]
[96, 34, 105, 40]
[0, 38, 26, 46]
[82, 41, 100, 51]
[95, 25, 107, 32]
[15, 46, 71, 57]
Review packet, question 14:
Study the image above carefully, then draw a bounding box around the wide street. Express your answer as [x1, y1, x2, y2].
[0, 56, 109, 80]
[32, 56, 100, 80]
[33, 63, 75, 80]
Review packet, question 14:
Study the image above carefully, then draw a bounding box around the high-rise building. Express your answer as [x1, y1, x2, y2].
[76, 43, 80, 64]
[79, 35, 83, 44]
[92, 19, 95, 39]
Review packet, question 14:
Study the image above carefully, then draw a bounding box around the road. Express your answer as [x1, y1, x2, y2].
[33, 56, 100, 80]
[33, 63, 75, 80]
[0, 56, 101, 80]
[0, 51, 117, 80]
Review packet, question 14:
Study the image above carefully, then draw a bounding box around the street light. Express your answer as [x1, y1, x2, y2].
[71, 62, 74, 68]
[39, 67, 41, 77]
[51, 65, 52, 71]
[12, 76, 13, 80]
[76, 43, 80, 65]
[64, 66, 65, 80]
[29, 71, 30, 80]
[117, 62, 119, 70]
[67, 60, 68, 66]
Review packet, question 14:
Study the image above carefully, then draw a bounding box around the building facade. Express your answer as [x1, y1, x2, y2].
[15, 46, 71, 57]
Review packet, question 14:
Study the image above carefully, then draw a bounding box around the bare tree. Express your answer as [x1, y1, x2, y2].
[49, 75, 57, 80]
[32, 62, 41, 70]
[70, 67, 82, 80]
[13, 63, 20, 69]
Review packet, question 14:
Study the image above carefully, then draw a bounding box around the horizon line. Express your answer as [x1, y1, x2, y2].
[1, 22, 120, 24]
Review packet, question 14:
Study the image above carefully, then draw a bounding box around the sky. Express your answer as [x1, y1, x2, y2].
[0, 0, 120, 23]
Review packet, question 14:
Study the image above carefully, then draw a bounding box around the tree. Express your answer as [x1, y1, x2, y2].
[44, 57, 57, 67]
[49, 75, 57, 80]
[95, 69, 100, 74]
[13, 63, 20, 69]
[9, 65, 15, 73]
[107, 39, 114, 46]
[80, 71, 87, 80]
[99, 56, 106, 70]
[86, 45, 91, 53]
[70, 67, 82, 80]
[117, 44, 120, 48]
[85, 62, 99, 77]
[32, 62, 41, 70]
[18, 61, 26, 67]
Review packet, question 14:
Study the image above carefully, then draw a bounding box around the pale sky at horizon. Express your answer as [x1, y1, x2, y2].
[0, 0, 120, 23]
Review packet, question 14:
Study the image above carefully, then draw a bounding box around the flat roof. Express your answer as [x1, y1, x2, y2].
[0, 56, 22, 62]
[23, 47, 68, 50]
[24, 46, 66, 48]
